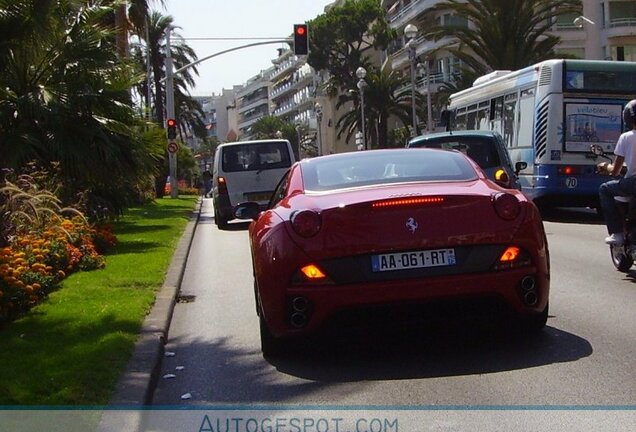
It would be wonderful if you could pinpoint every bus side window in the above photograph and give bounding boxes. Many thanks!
[490,97,503,133]
[503,93,518,148]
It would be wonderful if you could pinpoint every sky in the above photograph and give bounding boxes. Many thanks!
[162,0,335,96]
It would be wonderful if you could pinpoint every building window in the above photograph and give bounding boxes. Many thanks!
[609,1,636,27]
[555,47,585,59]
[611,45,636,61]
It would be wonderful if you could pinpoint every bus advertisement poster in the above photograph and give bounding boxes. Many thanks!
[564,103,623,152]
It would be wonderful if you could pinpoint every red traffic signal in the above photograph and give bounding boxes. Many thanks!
[167,118,177,140]
[293,24,308,55]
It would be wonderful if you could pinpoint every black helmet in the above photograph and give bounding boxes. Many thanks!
[623,99,636,128]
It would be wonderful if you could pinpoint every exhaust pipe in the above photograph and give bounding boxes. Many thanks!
[290,312,307,328]
[523,290,538,307]
[292,296,309,312]
[521,276,535,291]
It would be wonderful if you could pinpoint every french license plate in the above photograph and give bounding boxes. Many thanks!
[245,192,272,202]
[371,248,456,272]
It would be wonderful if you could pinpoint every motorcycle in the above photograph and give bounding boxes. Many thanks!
[590,144,636,272]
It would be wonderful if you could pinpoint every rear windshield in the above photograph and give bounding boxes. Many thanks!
[302,149,478,192]
[221,141,291,172]
[409,136,501,169]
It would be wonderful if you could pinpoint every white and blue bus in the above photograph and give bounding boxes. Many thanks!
[447,59,636,209]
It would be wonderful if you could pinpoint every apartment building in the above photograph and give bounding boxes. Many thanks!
[383,0,636,132]
[555,0,636,61]
[235,67,273,139]
[270,48,321,155]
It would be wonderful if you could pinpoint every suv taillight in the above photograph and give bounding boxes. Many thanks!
[217,176,228,195]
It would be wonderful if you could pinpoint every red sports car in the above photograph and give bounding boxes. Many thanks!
[234,148,550,357]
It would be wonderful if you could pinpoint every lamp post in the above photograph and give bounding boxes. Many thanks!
[356,66,367,150]
[425,59,433,133]
[404,23,418,137]
[315,102,323,156]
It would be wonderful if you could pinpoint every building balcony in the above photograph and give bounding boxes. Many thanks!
[387,0,438,29]
[238,114,266,131]
[237,95,269,114]
[604,18,636,39]
[270,81,296,100]
[270,57,299,81]
[273,100,299,117]
[237,79,269,99]
[391,36,451,70]
[395,72,446,96]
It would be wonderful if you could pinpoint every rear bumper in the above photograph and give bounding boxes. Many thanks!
[261,267,549,338]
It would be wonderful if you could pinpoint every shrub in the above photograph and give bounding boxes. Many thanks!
[0,178,117,324]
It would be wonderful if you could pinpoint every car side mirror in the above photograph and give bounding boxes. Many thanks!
[233,202,261,220]
[514,161,527,175]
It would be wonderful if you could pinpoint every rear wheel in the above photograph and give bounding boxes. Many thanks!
[215,215,228,229]
[610,245,633,272]
[517,302,549,334]
[213,202,229,228]
[259,314,287,359]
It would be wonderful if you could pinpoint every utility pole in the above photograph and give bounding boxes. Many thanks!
[165,28,178,199]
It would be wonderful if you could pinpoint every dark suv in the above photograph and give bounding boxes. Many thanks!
[407,130,525,190]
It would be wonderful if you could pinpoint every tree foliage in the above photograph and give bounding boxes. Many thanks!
[0,0,160,215]
[336,67,425,147]
[251,116,306,159]
[425,0,582,75]
[307,0,396,93]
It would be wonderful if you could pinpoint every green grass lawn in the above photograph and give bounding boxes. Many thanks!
[0,196,198,405]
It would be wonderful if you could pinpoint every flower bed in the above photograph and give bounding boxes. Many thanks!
[0,217,117,324]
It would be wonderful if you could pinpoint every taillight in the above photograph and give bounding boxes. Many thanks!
[493,192,520,220]
[290,209,321,237]
[372,197,444,208]
[291,263,334,285]
[494,168,510,185]
[300,264,326,279]
[217,176,228,195]
[499,246,520,261]
[492,246,532,270]
[557,165,585,175]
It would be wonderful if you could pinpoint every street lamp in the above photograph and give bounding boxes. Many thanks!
[315,102,323,156]
[404,24,418,136]
[356,66,367,150]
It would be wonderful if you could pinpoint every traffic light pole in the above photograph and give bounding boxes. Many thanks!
[165,29,178,199]
[162,38,291,199]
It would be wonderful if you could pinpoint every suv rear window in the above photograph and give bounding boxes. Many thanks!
[410,137,501,169]
[222,141,291,172]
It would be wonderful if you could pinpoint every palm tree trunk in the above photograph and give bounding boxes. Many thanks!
[115,4,129,57]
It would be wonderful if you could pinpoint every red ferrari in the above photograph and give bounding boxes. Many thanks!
[233,148,550,357]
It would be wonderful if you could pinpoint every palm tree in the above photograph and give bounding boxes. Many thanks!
[0,0,159,214]
[131,11,202,127]
[425,0,582,75]
[111,0,165,57]
[336,66,426,148]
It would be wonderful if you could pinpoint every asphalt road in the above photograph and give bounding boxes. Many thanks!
[150,199,635,428]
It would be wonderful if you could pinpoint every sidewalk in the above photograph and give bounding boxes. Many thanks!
[107,198,202,405]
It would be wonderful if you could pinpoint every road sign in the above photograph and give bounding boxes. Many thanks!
[167,141,179,154]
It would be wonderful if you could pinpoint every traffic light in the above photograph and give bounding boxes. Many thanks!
[293,24,309,55]
[167,118,177,140]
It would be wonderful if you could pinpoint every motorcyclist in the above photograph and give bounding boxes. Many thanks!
[598,99,636,245]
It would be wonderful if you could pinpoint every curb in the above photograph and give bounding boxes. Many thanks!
[107,198,202,406]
